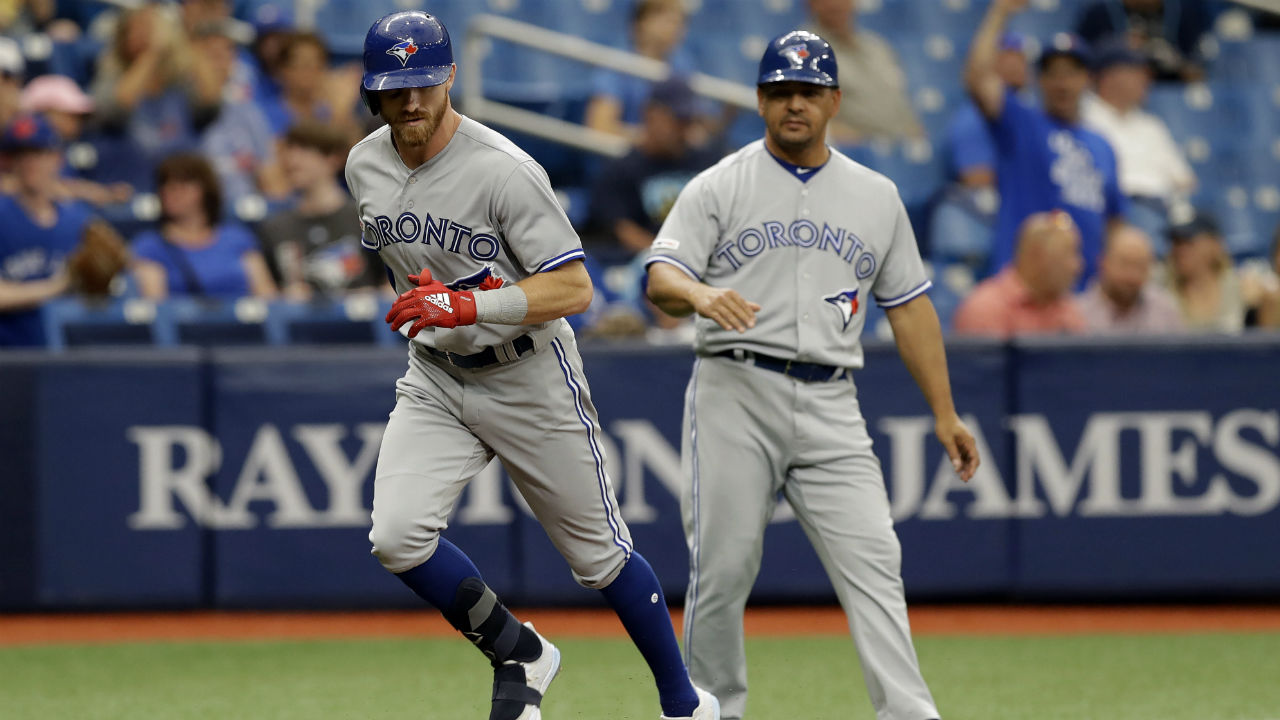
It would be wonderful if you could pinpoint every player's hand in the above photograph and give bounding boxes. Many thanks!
[385,268,478,336]
[690,285,761,333]
[935,414,979,482]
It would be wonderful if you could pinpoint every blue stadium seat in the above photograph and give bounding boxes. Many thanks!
[267,300,381,345]
[857,0,917,38]
[1146,83,1244,163]
[929,186,995,269]
[312,0,404,57]
[41,298,165,350]
[163,298,271,346]
[1004,0,1081,42]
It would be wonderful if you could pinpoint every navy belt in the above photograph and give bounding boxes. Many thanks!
[714,349,849,382]
[425,334,535,369]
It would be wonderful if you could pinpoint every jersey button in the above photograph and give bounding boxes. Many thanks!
[407,201,415,208]
[408,177,417,184]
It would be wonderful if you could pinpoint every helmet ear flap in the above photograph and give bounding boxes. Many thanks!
[361,86,380,116]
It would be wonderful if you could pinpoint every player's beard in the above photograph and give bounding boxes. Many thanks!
[390,101,445,147]
[769,118,818,155]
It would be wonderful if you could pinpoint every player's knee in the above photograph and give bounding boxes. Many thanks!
[569,546,630,589]
[368,515,440,573]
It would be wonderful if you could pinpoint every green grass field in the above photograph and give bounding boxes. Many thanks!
[3,632,1279,719]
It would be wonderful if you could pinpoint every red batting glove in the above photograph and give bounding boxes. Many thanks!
[385,268,478,336]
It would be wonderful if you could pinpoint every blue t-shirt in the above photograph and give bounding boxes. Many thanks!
[590,47,697,126]
[947,101,996,180]
[132,224,258,298]
[988,89,1126,284]
[0,194,94,346]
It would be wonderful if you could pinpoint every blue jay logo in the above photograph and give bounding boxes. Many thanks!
[386,39,420,67]
[446,265,506,291]
[824,288,860,330]
[781,43,811,69]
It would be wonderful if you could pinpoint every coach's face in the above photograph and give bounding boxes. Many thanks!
[379,66,455,148]
[758,81,840,153]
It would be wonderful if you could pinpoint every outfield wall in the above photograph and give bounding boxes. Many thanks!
[2,337,1279,610]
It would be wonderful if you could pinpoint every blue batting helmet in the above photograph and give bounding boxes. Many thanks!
[360,11,454,115]
[757,30,838,88]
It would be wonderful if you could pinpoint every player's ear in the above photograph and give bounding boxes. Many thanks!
[830,87,842,114]
[445,64,457,92]
[756,87,766,118]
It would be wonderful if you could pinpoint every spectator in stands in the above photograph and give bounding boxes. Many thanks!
[245,3,294,106]
[1082,42,1195,251]
[20,74,134,207]
[930,32,1029,269]
[1077,224,1183,333]
[258,31,361,142]
[1241,229,1280,328]
[587,77,719,257]
[255,121,378,302]
[90,3,223,161]
[1077,0,1213,82]
[1160,212,1246,332]
[192,19,285,208]
[953,211,1086,338]
[966,0,1127,286]
[131,152,276,300]
[0,114,96,346]
[0,37,24,131]
[806,0,923,143]
[585,0,692,140]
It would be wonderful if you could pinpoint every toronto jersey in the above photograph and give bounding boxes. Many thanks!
[645,141,931,369]
[344,117,584,355]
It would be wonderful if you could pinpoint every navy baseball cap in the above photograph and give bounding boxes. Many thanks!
[1038,32,1091,71]
[757,30,838,88]
[1092,40,1148,73]
[648,76,699,120]
[1,113,60,153]
[1169,211,1221,242]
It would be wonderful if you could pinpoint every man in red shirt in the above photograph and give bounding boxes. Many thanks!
[954,210,1086,338]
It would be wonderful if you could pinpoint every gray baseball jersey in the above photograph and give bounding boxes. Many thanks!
[647,141,939,720]
[347,117,632,589]
[346,118,586,354]
[645,139,931,368]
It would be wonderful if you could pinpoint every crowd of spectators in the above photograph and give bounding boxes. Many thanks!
[1,0,1278,350]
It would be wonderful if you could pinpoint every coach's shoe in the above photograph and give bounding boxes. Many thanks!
[660,685,720,720]
[490,622,561,720]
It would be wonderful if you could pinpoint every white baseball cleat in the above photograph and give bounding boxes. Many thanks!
[660,685,720,720]
[490,622,561,720]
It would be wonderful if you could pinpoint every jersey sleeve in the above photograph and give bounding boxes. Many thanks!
[644,173,720,281]
[493,160,583,274]
[872,194,932,307]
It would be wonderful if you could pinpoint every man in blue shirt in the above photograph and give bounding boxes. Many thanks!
[966,0,1127,285]
[0,114,95,346]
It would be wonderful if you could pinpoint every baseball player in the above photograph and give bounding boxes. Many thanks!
[345,11,718,720]
[645,31,980,720]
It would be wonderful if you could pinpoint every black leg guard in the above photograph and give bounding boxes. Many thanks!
[442,577,541,666]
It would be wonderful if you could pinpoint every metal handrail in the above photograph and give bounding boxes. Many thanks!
[461,13,757,158]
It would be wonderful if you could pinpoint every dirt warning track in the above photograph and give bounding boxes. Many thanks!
[3,605,1280,647]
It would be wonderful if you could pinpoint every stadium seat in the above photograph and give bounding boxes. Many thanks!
[267,300,382,346]
[41,298,165,350]
[312,0,404,57]
[163,298,271,346]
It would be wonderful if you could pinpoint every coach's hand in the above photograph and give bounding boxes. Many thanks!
[690,285,761,333]
[936,413,979,482]
[386,269,478,336]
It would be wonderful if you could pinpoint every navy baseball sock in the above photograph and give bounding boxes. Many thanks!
[396,538,541,664]
[600,552,699,717]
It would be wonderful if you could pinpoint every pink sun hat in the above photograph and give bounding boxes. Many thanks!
[20,75,95,115]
